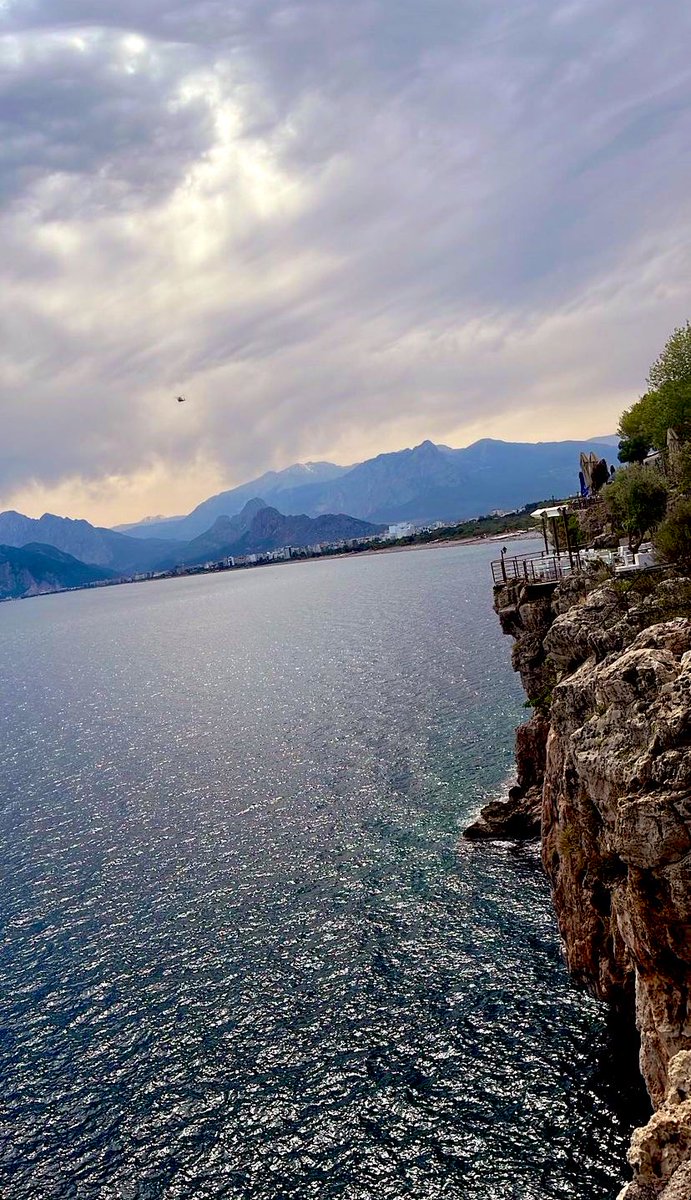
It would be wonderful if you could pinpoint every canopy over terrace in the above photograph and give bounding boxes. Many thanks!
[530,506,569,519]
[530,505,573,558]
[491,502,582,585]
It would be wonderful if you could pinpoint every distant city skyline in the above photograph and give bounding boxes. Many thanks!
[2,1,691,525]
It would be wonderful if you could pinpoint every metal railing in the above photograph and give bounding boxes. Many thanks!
[491,549,583,586]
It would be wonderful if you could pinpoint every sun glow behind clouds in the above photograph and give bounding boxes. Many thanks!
[9,456,229,527]
[1,0,691,523]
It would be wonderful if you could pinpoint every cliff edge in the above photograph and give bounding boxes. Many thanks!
[474,568,691,1197]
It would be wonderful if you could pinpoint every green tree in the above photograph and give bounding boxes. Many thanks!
[617,432,650,464]
[618,322,691,459]
[647,320,691,389]
[673,442,691,494]
[654,500,691,574]
[605,464,669,552]
[619,380,691,458]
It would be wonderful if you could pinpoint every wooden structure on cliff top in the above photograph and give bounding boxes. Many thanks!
[492,503,582,586]
[491,548,582,586]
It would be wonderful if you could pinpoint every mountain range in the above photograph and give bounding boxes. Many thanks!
[0,543,116,600]
[0,502,383,597]
[169,504,383,568]
[116,436,617,540]
[0,434,619,599]
[0,510,186,572]
[115,460,352,539]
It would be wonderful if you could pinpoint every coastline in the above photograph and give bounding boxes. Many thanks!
[480,565,691,1198]
[1,527,540,602]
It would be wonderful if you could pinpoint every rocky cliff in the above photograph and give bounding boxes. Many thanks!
[475,567,691,1198]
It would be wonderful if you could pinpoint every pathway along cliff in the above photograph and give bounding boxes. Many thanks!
[466,565,691,1199]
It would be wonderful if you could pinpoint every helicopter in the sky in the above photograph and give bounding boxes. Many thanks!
[175,394,187,403]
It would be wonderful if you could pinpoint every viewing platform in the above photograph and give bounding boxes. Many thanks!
[491,544,659,586]
[491,549,583,586]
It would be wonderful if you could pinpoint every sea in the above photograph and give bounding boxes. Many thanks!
[0,539,647,1200]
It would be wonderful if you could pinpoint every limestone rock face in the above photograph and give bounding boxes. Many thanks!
[465,580,559,840]
[543,618,691,1098]
[544,585,637,673]
[464,713,547,840]
[498,583,559,699]
[618,1051,691,1200]
[489,569,691,1192]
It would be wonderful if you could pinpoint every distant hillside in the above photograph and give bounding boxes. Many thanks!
[119,436,617,535]
[0,543,115,600]
[157,498,267,568]
[0,436,617,580]
[0,498,380,578]
[178,506,383,566]
[269,438,618,523]
[0,511,185,573]
[121,461,351,540]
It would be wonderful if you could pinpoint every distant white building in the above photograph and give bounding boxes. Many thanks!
[387,522,415,539]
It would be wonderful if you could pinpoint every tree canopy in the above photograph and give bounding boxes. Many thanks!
[619,381,691,460]
[655,499,691,574]
[605,463,668,552]
[618,322,691,461]
[647,321,691,389]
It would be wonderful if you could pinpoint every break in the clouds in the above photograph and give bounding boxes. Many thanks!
[2,0,691,523]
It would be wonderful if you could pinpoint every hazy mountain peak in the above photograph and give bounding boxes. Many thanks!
[102,434,619,539]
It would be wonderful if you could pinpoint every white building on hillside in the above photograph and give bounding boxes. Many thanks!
[387,522,415,539]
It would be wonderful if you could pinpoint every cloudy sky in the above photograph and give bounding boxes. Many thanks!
[2,0,691,525]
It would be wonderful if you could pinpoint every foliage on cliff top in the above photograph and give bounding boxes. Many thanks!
[604,465,668,552]
[610,321,691,559]
[654,501,691,575]
[647,321,691,390]
[618,322,691,461]
[619,382,691,462]
[607,571,691,627]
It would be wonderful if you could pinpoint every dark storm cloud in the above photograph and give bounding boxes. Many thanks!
[2,0,691,518]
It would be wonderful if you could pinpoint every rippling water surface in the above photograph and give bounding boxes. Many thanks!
[0,542,645,1198]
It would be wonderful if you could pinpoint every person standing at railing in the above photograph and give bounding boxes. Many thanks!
[500,546,508,582]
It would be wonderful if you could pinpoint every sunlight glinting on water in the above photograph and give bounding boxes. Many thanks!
[0,543,643,1198]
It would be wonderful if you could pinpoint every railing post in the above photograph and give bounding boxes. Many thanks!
[562,509,574,571]
[491,543,586,586]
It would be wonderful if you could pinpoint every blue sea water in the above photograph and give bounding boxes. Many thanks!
[0,541,645,1199]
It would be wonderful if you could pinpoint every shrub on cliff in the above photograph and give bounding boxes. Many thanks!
[654,500,691,574]
[605,465,669,552]
[671,442,691,495]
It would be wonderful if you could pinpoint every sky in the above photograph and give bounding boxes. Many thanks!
[2,0,691,526]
